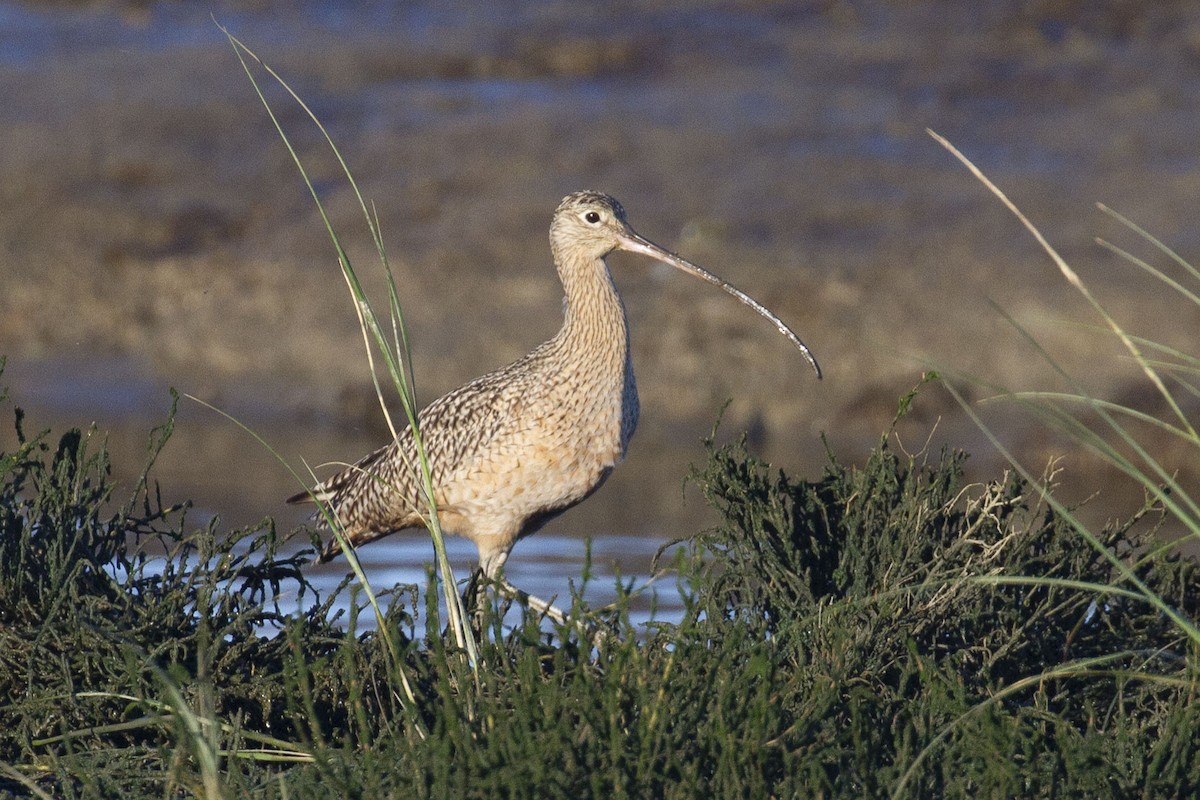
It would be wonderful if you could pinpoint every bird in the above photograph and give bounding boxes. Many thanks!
[289,191,821,612]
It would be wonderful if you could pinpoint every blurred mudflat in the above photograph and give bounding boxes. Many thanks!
[2,1,1198,590]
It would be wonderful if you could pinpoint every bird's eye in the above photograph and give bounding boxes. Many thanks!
[584,211,601,224]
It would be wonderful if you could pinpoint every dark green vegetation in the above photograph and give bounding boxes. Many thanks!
[1,376,1197,799]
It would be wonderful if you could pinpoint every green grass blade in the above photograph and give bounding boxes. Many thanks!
[942,379,1200,643]
[1098,202,1200,283]
[0,762,55,800]
[892,650,1190,800]
[929,130,1195,441]
[1095,238,1200,308]
[984,300,1200,522]
[183,394,425,718]
[220,27,479,670]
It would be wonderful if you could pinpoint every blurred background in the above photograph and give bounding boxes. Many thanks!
[1,0,1198,614]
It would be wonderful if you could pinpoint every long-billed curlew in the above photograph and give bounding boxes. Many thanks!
[290,191,820,612]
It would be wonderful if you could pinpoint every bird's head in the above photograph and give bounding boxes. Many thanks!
[548,190,822,378]
[550,190,635,262]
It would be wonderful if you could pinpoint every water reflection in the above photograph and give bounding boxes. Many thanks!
[302,532,686,634]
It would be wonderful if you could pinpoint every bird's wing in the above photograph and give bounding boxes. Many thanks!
[288,345,552,520]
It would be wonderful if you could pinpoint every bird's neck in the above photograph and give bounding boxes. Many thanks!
[551,248,641,460]
[555,253,631,361]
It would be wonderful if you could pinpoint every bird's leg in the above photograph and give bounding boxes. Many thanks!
[478,547,610,646]
[495,590,514,625]
[463,565,484,607]
[494,578,611,648]
[461,565,525,640]
[479,548,566,623]
[495,579,569,627]
[461,566,489,639]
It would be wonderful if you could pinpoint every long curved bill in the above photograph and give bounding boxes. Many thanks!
[616,229,822,379]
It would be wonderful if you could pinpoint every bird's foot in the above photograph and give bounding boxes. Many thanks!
[495,578,611,648]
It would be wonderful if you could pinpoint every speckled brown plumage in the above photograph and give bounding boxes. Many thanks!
[290,190,820,580]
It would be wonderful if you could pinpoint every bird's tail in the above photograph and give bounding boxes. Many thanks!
[286,483,345,563]
[287,443,388,507]
[286,445,392,564]
[286,485,336,506]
